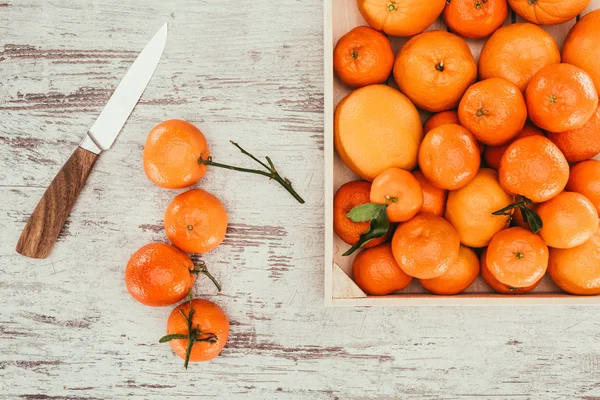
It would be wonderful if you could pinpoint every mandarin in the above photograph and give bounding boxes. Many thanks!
[508,0,591,25]
[423,111,460,134]
[357,0,446,37]
[352,243,413,295]
[483,124,543,170]
[567,160,600,214]
[443,0,508,39]
[370,168,423,223]
[563,10,600,93]
[420,246,480,295]
[413,170,448,217]
[547,104,600,163]
[480,249,542,294]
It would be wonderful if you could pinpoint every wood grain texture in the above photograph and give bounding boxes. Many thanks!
[1,0,600,399]
[16,146,98,258]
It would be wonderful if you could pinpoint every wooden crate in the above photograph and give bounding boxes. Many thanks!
[324,0,600,306]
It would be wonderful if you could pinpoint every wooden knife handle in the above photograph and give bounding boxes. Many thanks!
[16,147,99,259]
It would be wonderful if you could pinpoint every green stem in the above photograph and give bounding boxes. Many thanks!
[198,141,305,204]
[491,197,532,216]
[191,261,222,292]
[491,196,543,234]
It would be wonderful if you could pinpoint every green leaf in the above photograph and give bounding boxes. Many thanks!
[346,203,386,223]
[522,206,543,234]
[158,334,188,343]
[343,206,390,256]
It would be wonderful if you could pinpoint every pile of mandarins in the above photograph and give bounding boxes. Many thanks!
[334,0,600,296]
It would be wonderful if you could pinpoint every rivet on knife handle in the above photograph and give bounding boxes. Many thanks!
[16,147,99,259]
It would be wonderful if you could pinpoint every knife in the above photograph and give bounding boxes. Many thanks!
[16,23,168,259]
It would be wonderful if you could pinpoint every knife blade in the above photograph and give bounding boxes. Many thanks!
[16,23,168,259]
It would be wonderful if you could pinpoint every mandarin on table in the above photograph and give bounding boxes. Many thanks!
[143,119,210,189]
[508,0,591,25]
[166,298,230,362]
[420,246,480,295]
[483,124,543,170]
[499,135,569,203]
[333,26,394,88]
[164,189,228,254]
[526,63,598,133]
[445,168,513,248]
[393,31,477,113]
[547,104,600,163]
[357,0,446,37]
[480,249,542,294]
[352,243,413,295]
[536,192,599,249]
[563,10,600,93]
[334,180,387,247]
[334,85,422,181]
[548,224,600,295]
[370,168,423,223]
[443,0,508,39]
[418,124,480,191]
[486,227,549,288]
[413,170,448,217]
[479,23,560,92]
[567,160,600,214]
[423,111,460,134]
[458,78,527,146]
[391,213,461,279]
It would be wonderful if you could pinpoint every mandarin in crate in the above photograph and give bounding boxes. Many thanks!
[334,85,422,181]
[418,124,480,191]
[333,26,394,88]
[526,63,598,133]
[423,111,460,134]
[499,135,569,203]
[458,78,527,146]
[563,10,600,94]
[445,168,513,248]
[483,124,543,170]
[334,180,387,247]
[393,31,477,113]
[370,168,423,223]
[487,227,549,288]
[413,171,448,217]
[443,0,508,39]
[508,0,591,25]
[548,224,600,295]
[480,249,542,294]
[547,104,600,163]
[537,192,598,249]
[357,0,446,37]
[479,23,560,92]
[391,213,460,279]
[352,243,413,295]
[567,160,600,214]
[420,246,480,295]
[143,119,210,189]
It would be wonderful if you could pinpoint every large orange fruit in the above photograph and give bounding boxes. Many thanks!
[499,135,569,203]
[370,168,423,223]
[526,63,598,133]
[548,223,600,295]
[445,168,514,248]
[458,78,528,146]
[479,23,560,92]
[484,124,543,170]
[393,31,477,113]
[423,111,460,134]
[563,10,600,93]
[352,243,413,295]
[391,213,461,279]
[547,104,600,163]
[508,0,591,25]
[413,170,448,217]
[567,160,600,214]
[537,192,598,249]
[164,189,228,254]
[420,246,480,295]
[480,249,542,294]
[418,124,480,190]
[357,0,446,37]
[333,180,387,247]
[443,0,508,39]
[486,227,549,288]
[333,26,394,88]
[334,85,422,181]
[165,298,229,364]
[143,119,210,189]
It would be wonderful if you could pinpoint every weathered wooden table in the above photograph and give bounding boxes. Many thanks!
[1,1,600,399]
